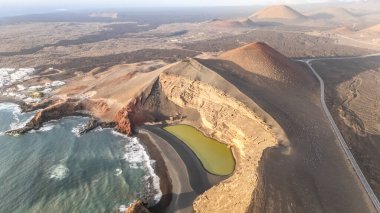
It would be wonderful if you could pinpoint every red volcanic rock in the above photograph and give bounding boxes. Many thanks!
[114,96,157,136]
[125,200,151,213]
[114,104,134,136]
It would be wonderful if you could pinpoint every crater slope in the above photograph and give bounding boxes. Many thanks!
[219,42,312,85]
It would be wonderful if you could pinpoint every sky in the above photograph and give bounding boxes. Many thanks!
[0,0,365,17]
[0,0,364,8]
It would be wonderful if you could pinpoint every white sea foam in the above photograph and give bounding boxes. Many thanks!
[0,103,19,111]
[30,123,55,133]
[48,164,69,180]
[0,103,32,133]
[71,123,87,137]
[120,133,162,204]
[10,114,34,130]
[111,130,128,138]
[115,168,123,176]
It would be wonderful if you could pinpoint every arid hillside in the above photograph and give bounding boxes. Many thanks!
[208,18,256,28]
[364,23,380,33]
[309,7,357,20]
[312,56,380,200]
[219,42,312,85]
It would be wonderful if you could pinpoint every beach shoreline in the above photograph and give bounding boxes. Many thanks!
[0,100,170,211]
[137,131,172,212]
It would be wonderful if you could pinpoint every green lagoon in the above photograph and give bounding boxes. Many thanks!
[164,125,235,176]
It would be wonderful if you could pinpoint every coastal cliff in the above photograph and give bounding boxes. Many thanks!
[114,103,135,136]
[6,98,86,135]
[6,98,116,135]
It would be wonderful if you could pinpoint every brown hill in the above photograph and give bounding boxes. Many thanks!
[332,26,356,34]
[209,19,244,28]
[218,42,310,84]
[325,7,356,18]
[364,23,380,33]
[249,5,306,20]
[241,18,255,26]
[310,7,357,19]
[209,18,256,28]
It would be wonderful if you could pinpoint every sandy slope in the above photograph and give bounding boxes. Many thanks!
[364,23,380,33]
[55,61,170,121]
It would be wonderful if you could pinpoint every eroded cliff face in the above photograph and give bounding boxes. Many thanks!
[114,102,135,136]
[6,98,86,135]
[159,72,277,212]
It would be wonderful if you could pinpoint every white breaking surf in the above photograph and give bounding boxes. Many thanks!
[115,131,162,205]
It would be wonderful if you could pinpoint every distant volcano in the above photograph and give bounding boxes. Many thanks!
[249,5,307,20]
[219,42,310,84]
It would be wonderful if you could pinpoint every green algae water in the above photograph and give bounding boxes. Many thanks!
[164,125,235,176]
[0,103,161,213]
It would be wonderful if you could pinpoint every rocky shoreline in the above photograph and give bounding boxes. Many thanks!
[5,98,119,136]
[5,98,87,135]
[1,98,169,212]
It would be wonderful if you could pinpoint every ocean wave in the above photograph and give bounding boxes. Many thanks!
[111,130,129,138]
[48,164,70,180]
[9,114,34,130]
[7,106,35,131]
[115,168,123,176]
[30,123,56,133]
[0,103,19,111]
[0,103,35,134]
[121,135,162,205]
[39,124,55,132]
[71,123,87,137]
[0,103,22,125]
[0,103,58,134]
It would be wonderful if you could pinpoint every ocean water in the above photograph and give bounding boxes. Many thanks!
[0,103,161,213]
